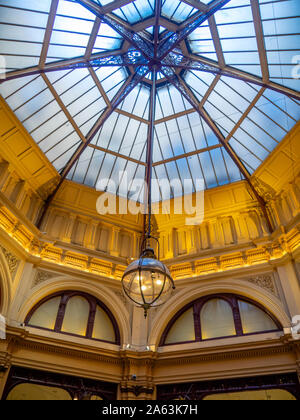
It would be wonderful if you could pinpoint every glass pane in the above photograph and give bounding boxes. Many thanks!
[201,299,236,340]
[165,308,195,344]
[92,306,116,342]
[28,297,61,330]
[61,296,90,336]
[238,301,278,334]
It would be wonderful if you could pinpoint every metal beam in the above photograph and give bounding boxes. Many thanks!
[154,0,162,57]
[153,144,222,167]
[170,53,300,101]
[89,144,146,166]
[199,74,221,108]
[85,17,101,60]
[1,50,123,82]
[208,16,225,68]
[115,108,150,125]
[88,67,110,107]
[157,0,231,60]
[250,0,269,82]
[180,0,207,11]
[75,0,154,59]
[39,0,59,67]
[36,66,149,229]
[224,87,266,143]
[100,0,133,14]
[160,68,274,233]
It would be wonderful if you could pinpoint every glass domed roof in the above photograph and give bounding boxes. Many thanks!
[0,0,299,201]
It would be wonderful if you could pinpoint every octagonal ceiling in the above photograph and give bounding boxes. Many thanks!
[0,0,299,201]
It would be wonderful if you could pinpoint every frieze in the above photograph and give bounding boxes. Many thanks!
[156,344,292,366]
[32,270,58,288]
[0,203,299,282]
[0,245,20,279]
[243,274,277,295]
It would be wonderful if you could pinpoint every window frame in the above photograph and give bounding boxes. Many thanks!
[25,291,120,345]
[160,293,282,346]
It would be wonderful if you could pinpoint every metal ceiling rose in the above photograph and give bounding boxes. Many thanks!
[122,245,175,318]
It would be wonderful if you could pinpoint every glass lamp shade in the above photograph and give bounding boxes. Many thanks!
[122,248,175,317]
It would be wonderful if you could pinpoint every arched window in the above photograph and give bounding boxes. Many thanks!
[28,297,61,331]
[165,308,195,345]
[238,300,278,334]
[61,296,90,336]
[201,299,236,340]
[25,292,120,344]
[160,294,281,346]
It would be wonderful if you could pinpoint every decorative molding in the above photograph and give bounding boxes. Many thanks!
[120,384,154,397]
[242,274,277,296]
[0,244,20,279]
[156,343,293,366]
[251,176,277,201]
[0,203,299,282]
[7,333,122,366]
[114,290,129,307]
[32,270,58,288]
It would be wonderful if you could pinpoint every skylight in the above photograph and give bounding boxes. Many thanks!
[0,0,299,201]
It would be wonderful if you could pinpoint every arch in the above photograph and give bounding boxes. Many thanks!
[200,298,236,340]
[6,383,72,400]
[17,277,130,346]
[149,279,291,348]
[0,247,13,316]
[25,290,120,344]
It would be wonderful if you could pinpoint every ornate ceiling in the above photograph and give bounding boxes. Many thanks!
[0,0,299,201]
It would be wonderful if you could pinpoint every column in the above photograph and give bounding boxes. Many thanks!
[277,261,300,318]
[62,214,77,243]
[209,218,223,248]
[0,161,11,191]
[269,198,283,229]
[119,306,155,401]
[232,213,247,243]
[2,172,18,199]
[14,181,28,209]
[84,219,98,250]
[199,222,210,250]
[289,181,300,216]
[257,208,272,237]
[42,207,55,234]
[0,364,11,400]
[177,228,187,256]
[132,232,140,259]
[30,197,43,225]
[131,306,149,349]
[172,228,178,258]
[186,228,197,255]
[220,216,235,245]
[110,226,121,257]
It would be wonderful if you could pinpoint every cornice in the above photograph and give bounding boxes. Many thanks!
[156,338,295,366]
[0,201,299,283]
[2,328,298,380]
[4,327,122,366]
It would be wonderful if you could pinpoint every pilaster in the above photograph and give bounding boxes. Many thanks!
[110,227,121,257]
[84,219,98,250]
[0,161,12,191]
[62,214,77,243]
[277,261,300,318]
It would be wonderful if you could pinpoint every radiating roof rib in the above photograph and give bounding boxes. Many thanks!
[0,0,299,230]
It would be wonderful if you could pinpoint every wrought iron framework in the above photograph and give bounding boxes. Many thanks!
[0,0,299,232]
